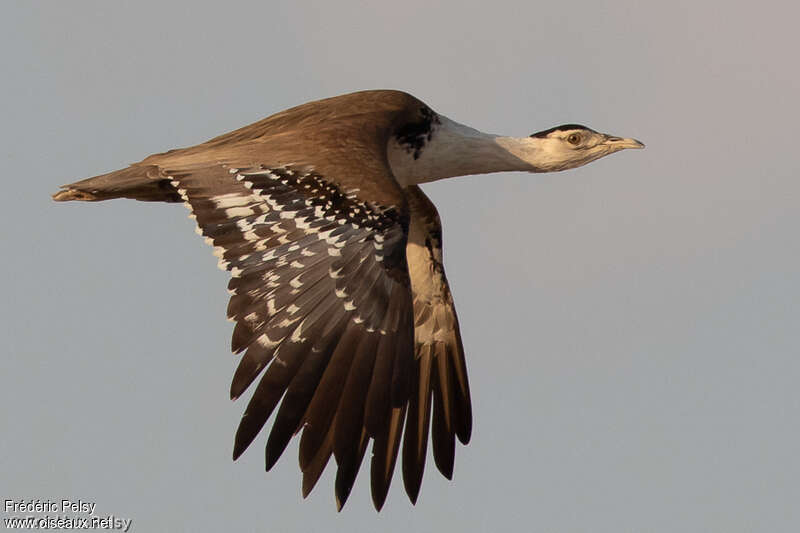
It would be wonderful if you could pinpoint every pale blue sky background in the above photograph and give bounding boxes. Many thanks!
[2,1,799,531]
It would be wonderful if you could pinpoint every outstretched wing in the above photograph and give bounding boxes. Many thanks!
[402,185,473,503]
[53,90,475,510]
[171,164,415,510]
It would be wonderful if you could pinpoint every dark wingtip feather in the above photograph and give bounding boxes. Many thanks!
[334,428,369,511]
[301,424,335,499]
[431,362,456,480]
[435,455,454,480]
[403,463,423,504]
[232,415,261,461]
[408,488,420,505]
[372,489,388,512]
[454,396,473,445]
[299,325,363,471]
[232,359,299,463]
[302,452,330,499]
[401,346,433,505]
[432,431,455,480]
[449,328,473,445]
[232,433,249,461]
[265,442,281,472]
[230,343,272,400]
[334,464,357,511]
[370,406,405,511]
[264,324,343,473]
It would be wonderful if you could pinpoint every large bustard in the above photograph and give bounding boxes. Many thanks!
[53,90,643,510]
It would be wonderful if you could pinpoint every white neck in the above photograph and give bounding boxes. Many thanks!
[388,115,546,187]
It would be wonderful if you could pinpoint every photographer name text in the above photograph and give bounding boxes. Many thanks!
[5,499,97,515]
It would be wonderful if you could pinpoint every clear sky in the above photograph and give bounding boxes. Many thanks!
[2,1,799,531]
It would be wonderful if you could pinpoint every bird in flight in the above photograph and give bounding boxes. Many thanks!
[53,90,643,510]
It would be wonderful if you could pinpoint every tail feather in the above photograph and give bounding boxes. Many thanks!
[52,165,181,203]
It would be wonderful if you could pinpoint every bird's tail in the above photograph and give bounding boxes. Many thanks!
[52,165,181,203]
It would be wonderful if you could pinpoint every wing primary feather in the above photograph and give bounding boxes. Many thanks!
[364,286,414,434]
[390,301,414,406]
[298,324,363,470]
[370,405,406,511]
[363,331,396,438]
[232,358,296,461]
[232,296,341,460]
[264,312,349,470]
[230,341,276,401]
[402,344,433,504]
[229,274,333,399]
[333,333,379,463]
[448,326,473,444]
[331,332,380,510]
[430,349,456,480]
[301,417,335,498]
[334,426,369,511]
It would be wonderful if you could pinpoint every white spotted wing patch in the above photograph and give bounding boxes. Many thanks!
[170,164,415,506]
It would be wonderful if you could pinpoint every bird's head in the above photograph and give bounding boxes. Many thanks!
[525,124,644,172]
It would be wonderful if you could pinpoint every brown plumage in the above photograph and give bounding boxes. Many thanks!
[54,90,472,510]
[53,88,643,510]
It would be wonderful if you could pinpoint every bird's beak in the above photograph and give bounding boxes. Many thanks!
[603,135,645,149]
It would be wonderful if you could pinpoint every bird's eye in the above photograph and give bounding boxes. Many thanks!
[567,133,582,145]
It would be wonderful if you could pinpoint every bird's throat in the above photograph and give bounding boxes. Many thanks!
[388,115,540,187]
